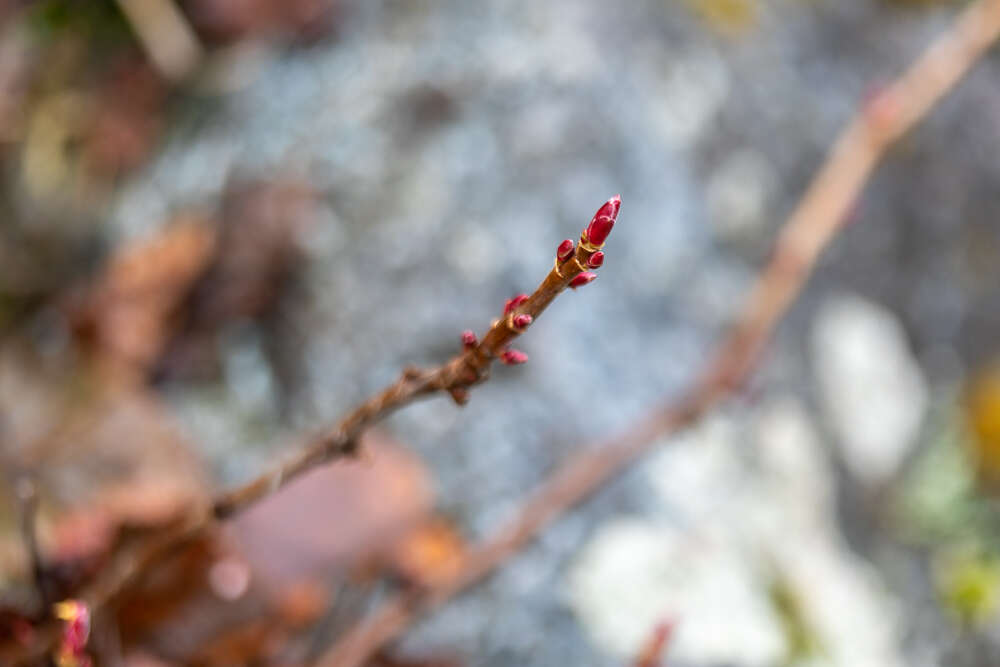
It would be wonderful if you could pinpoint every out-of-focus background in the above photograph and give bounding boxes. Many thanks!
[1,0,1000,665]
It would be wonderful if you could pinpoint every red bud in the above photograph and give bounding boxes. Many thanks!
[585,216,614,246]
[597,194,621,220]
[557,239,575,262]
[503,294,530,315]
[585,195,621,246]
[54,600,90,658]
[569,271,597,289]
[461,330,477,348]
[500,349,528,365]
[587,251,604,268]
[512,313,533,329]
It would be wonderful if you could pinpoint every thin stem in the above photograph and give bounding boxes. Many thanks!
[212,222,608,519]
[0,199,620,667]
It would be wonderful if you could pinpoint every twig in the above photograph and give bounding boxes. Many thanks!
[316,1,1000,664]
[3,196,622,666]
[213,195,619,519]
[633,621,674,667]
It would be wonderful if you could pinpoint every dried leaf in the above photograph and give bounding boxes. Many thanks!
[389,518,465,588]
[227,429,434,587]
[67,220,216,377]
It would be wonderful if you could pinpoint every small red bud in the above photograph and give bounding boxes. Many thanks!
[54,600,90,660]
[584,195,621,246]
[503,294,530,315]
[461,330,477,348]
[556,239,575,262]
[587,251,604,268]
[569,271,597,289]
[512,313,533,329]
[500,349,528,365]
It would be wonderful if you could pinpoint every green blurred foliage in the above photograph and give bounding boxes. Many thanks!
[896,396,1000,626]
[768,576,825,665]
[27,0,131,47]
[936,549,1000,627]
[895,397,1000,545]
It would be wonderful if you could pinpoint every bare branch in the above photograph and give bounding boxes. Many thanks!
[212,194,621,519]
[0,195,625,667]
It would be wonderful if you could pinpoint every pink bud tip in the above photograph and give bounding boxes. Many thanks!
[585,195,621,246]
[569,271,597,289]
[556,239,575,262]
[461,330,477,348]
[512,313,533,329]
[500,349,528,365]
[587,251,604,268]
[503,293,530,315]
[54,600,90,656]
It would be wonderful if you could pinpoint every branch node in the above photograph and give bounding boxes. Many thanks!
[448,386,470,405]
[506,313,533,333]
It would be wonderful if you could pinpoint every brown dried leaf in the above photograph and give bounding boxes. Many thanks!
[389,518,465,589]
[67,220,216,376]
[0,342,210,590]
[227,429,434,587]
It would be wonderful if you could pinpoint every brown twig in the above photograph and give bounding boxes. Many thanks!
[316,1,1000,664]
[213,196,618,519]
[4,197,621,667]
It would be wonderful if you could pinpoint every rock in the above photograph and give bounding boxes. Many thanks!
[705,149,778,243]
[568,399,905,666]
[812,294,928,486]
[565,517,786,665]
[646,48,731,151]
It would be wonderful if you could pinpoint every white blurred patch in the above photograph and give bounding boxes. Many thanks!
[567,400,904,667]
[705,149,778,242]
[812,294,928,485]
[647,50,730,150]
[566,518,785,666]
[446,225,503,284]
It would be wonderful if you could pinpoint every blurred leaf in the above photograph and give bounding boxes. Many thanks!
[964,360,1000,493]
[767,575,823,666]
[66,219,216,378]
[227,430,434,586]
[155,178,316,387]
[935,548,1000,628]
[681,0,757,35]
[0,341,210,595]
[389,517,465,588]
[893,400,995,546]
[28,0,131,45]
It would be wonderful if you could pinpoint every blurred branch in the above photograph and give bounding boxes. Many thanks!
[115,0,204,81]
[633,621,674,667]
[15,474,48,614]
[316,0,1000,664]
